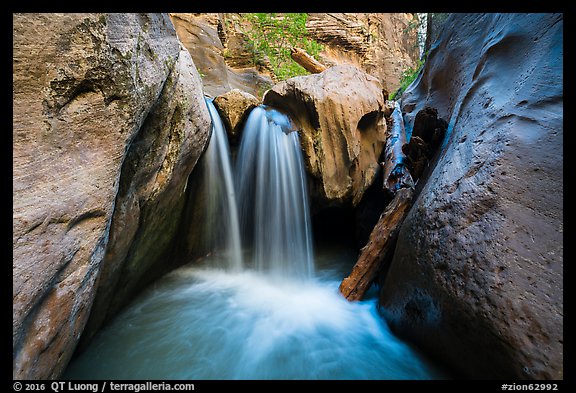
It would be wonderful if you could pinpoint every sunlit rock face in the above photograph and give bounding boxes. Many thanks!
[306,13,420,93]
[169,13,421,98]
[213,88,260,146]
[380,13,563,379]
[169,13,274,99]
[263,65,387,211]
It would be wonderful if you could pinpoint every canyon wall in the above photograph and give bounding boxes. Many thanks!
[380,13,563,379]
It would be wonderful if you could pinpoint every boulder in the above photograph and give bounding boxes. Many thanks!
[213,89,260,145]
[263,65,387,210]
[13,13,210,379]
[379,13,563,379]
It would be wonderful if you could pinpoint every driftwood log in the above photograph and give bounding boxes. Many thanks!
[290,47,327,74]
[339,103,447,301]
[339,187,413,301]
[339,101,414,301]
[382,101,414,195]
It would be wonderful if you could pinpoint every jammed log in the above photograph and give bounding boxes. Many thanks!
[339,101,415,302]
[339,187,414,301]
[290,47,327,74]
[339,104,447,302]
[402,106,447,181]
[381,101,414,195]
[402,135,430,181]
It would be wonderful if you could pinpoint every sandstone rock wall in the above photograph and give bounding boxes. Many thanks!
[169,13,420,98]
[307,13,420,93]
[79,47,211,350]
[13,13,210,379]
[379,13,563,379]
[169,13,274,99]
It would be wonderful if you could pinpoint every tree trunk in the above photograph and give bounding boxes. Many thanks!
[339,102,447,302]
[290,47,327,74]
[339,100,415,302]
[339,187,414,301]
[382,101,414,195]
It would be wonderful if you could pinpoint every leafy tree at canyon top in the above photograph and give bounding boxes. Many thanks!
[239,13,324,81]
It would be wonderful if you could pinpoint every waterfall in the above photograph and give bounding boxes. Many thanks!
[202,98,243,271]
[63,100,445,381]
[417,13,428,60]
[235,105,314,280]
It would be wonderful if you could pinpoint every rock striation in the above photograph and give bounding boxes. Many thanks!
[13,13,210,379]
[169,13,274,99]
[306,13,420,93]
[169,13,420,98]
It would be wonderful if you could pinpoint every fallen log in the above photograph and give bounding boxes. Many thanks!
[339,100,414,301]
[402,106,448,182]
[339,187,413,301]
[290,47,327,74]
[339,104,447,301]
[381,101,414,195]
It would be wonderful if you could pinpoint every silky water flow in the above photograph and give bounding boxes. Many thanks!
[64,101,443,380]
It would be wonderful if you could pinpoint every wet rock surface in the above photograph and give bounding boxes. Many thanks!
[213,89,260,146]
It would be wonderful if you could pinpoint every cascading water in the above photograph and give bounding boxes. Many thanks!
[63,102,445,380]
[235,106,314,280]
[201,98,243,271]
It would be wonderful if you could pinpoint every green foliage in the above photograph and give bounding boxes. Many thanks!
[239,13,324,81]
[402,17,419,34]
[390,58,425,100]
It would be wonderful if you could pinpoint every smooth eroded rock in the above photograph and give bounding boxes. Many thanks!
[263,65,387,210]
[79,47,211,351]
[169,13,274,98]
[213,89,260,145]
[306,13,420,92]
[170,13,420,99]
[13,13,209,379]
[380,13,563,379]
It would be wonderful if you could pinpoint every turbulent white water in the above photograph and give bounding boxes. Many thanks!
[201,98,243,271]
[63,103,444,380]
[64,251,441,380]
[235,105,314,279]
